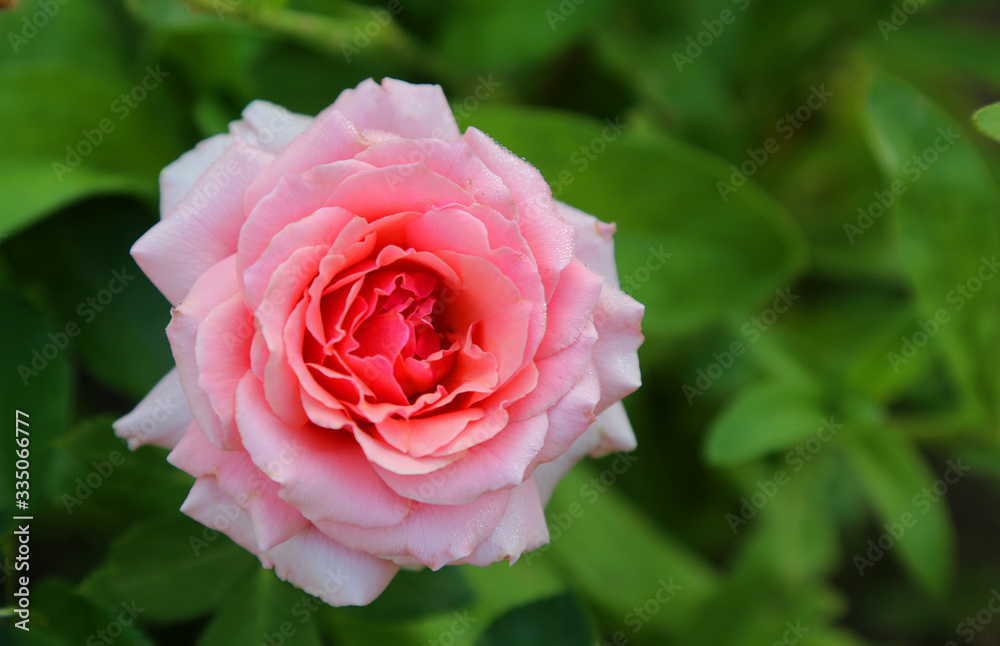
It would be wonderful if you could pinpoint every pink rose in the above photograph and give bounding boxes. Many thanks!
[114,78,643,605]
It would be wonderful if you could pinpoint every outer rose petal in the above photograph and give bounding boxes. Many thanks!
[451,477,549,567]
[230,100,313,154]
[330,78,461,141]
[181,478,399,606]
[532,425,602,506]
[532,403,639,505]
[556,199,644,411]
[165,255,242,450]
[159,101,311,217]
[590,401,638,456]
[159,134,230,217]
[135,138,272,305]
[555,200,620,286]
[462,127,575,300]
[591,285,644,413]
[316,486,512,570]
[112,368,192,450]
[168,423,309,551]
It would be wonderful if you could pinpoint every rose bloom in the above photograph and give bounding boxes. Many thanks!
[114,78,643,606]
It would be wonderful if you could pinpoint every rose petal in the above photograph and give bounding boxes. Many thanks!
[316,487,511,570]
[159,134,230,218]
[589,401,638,456]
[330,78,461,141]
[169,423,309,550]
[556,200,620,286]
[372,413,548,505]
[451,477,549,567]
[181,478,398,606]
[166,255,241,450]
[112,368,192,450]
[235,373,412,528]
[230,100,313,154]
[195,293,253,450]
[535,257,604,359]
[243,109,367,209]
[135,138,272,305]
[507,322,598,423]
[592,286,644,413]
[463,127,575,300]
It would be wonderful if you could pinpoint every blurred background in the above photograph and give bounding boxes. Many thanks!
[2,0,1000,644]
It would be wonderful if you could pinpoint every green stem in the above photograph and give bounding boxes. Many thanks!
[177,0,451,79]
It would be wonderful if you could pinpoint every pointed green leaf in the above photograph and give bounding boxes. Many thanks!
[705,383,825,466]
[843,428,955,596]
[197,570,322,646]
[973,103,1000,143]
[79,516,259,623]
[476,593,592,646]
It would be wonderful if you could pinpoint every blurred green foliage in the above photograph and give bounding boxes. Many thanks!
[2,0,1000,644]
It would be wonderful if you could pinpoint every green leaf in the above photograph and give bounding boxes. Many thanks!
[463,105,807,340]
[0,160,147,241]
[542,463,718,639]
[16,579,154,646]
[973,103,1000,143]
[476,593,591,646]
[704,383,824,466]
[197,570,322,646]
[862,71,1000,423]
[747,454,840,583]
[79,515,259,623]
[842,427,955,596]
[672,567,843,646]
[437,0,610,75]
[3,200,175,399]
[0,62,179,237]
[0,0,124,71]
[342,566,475,625]
[49,416,192,523]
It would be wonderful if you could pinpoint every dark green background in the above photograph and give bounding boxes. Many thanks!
[3,0,1000,644]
